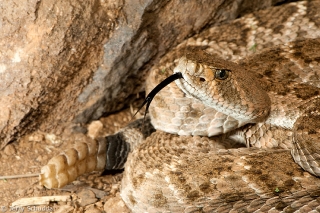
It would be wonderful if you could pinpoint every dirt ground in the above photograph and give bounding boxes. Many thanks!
[0,108,140,213]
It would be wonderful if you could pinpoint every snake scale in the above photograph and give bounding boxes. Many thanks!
[39,1,320,212]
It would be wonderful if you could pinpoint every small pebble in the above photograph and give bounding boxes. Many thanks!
[85,207,102,213]
[110,184,119,195]
[77,189,98,207]
[4,144,16,156]
[15,189,26,196]
[28,133,45,142]
[45,133,62,144]
[104,195,130,213]
[95,201,104,209]
[87,120,104,139]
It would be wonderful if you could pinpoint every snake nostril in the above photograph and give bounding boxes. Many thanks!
[199,77,206,82]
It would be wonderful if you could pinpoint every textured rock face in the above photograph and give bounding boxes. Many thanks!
[0,0,116,148]
[0,0,283,148]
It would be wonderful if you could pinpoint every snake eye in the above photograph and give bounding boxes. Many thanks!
[215,69,230,80]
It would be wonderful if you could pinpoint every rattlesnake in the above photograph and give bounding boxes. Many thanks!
[40,1,320,212]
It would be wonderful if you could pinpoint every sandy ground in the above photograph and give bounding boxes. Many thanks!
[0,108,139,213]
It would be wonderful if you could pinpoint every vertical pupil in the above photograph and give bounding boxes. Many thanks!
[214,69,229,80]
[219,70,226,78]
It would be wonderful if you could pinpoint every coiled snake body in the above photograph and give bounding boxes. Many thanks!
[40,1,320,212]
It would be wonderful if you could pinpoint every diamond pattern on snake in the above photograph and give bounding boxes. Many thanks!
[40,1,320,212]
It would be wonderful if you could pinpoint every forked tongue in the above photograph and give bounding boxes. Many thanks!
[133,72,183,120]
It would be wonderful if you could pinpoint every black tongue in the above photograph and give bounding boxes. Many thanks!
[133,72,183,120]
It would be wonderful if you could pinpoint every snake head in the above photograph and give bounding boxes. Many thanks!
[173,48,271,123]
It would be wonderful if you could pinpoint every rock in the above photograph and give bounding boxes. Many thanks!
[87,121,104,139]
[0,0,115,148]
[45,133,62,145]
[15,189,26,197]
[85,207,103,213]
[28,132,45,143]
[104,194,130,213]
[77,189,98,207]
[3,144,16,156]
[87,188,108,199]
